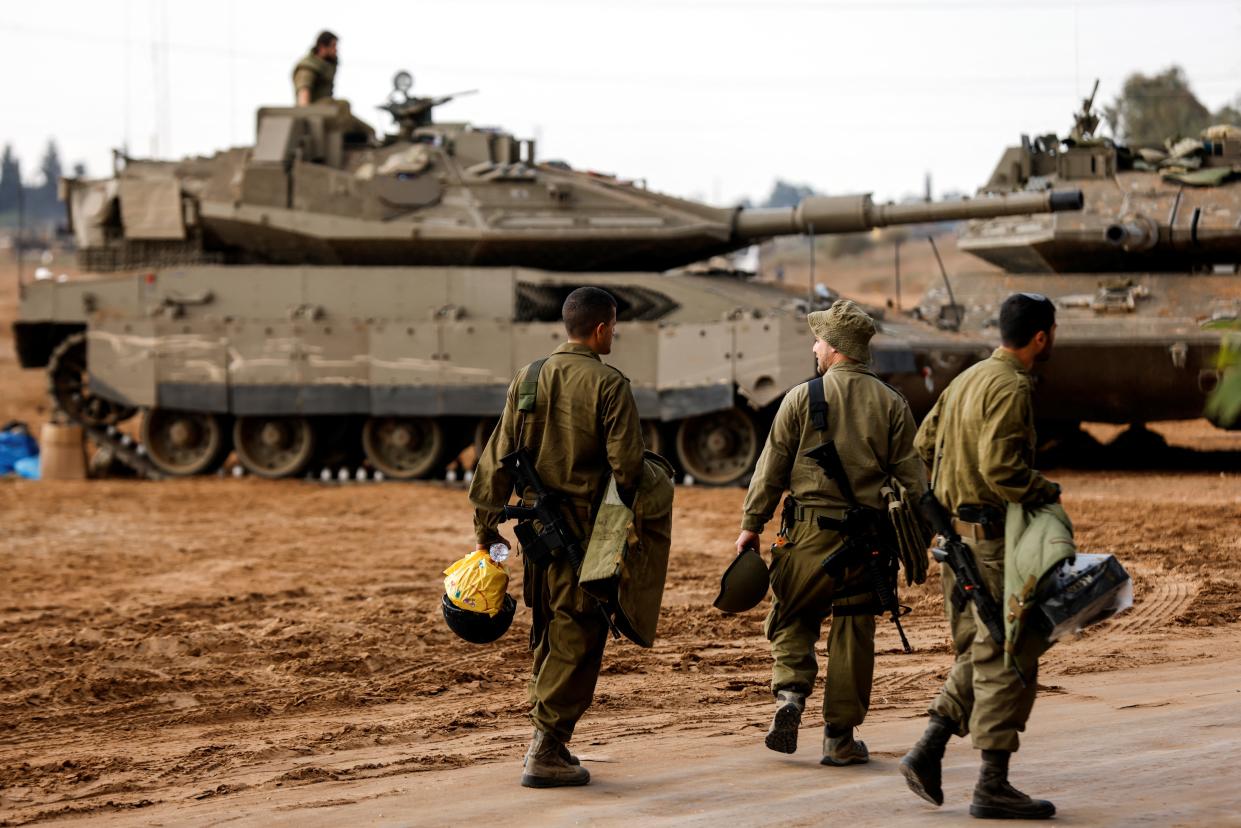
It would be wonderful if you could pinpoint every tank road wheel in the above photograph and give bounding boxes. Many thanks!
[233,415,316,479]
[674,407,759,486]
[140,409,230,477]
[361,416,445,480]
[641,420,663,455]
[473,417,499,457]
[47,332,136,427]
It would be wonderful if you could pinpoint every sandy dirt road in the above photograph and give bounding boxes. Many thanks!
[91,635,1241,828]
[1,467,1239,826]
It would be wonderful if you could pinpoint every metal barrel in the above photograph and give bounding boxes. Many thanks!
[732,189,1084,240]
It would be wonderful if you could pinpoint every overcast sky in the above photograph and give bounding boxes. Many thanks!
[3,0,1239,205]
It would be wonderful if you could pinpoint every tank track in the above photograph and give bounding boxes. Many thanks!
[46,333,163,480]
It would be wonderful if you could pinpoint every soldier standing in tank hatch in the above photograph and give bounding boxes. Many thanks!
[469,286,645,788]
[293,30,338,106]
[734,300,926,766]
[899,292,1060,820]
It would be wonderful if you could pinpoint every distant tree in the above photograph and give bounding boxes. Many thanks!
[36,140,63,211]
[1213,96,1241,126]
[1102,66,1212,145]
[72,161,87,178]
[0,144,20,213]
[762,179,818,209]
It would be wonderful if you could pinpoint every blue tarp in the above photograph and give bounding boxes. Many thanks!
[14,455,39,480]
[0,422,39,476]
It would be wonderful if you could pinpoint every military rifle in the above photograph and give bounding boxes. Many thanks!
[499,447,620,639]
[500,447,587,569]
[916,490,1029,686]
[803,441,912,653]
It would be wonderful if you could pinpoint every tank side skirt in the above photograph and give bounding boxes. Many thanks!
[141,381,737,420]
[158,382,231,414]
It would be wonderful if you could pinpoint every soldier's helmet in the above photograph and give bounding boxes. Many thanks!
[441,592,517,644]
[713,547,770,613]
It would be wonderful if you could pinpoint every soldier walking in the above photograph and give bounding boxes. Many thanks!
[900,292,1060,819]
[734,300,925,765]
[469,287,645,788]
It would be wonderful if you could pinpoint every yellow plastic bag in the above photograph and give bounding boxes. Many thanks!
[443,550,510,617]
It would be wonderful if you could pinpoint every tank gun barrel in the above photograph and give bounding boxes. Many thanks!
[1104,218,1159,251]
[733,189,1083,241]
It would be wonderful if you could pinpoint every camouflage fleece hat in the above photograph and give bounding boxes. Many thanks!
[807,299,876,364]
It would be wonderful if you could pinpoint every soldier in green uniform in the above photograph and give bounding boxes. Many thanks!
[735,299,925,766]
[293,30,338,106]
[469,286,645,789]
[900,292,1059,820]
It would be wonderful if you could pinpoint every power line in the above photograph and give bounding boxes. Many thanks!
[2,20,1239,95]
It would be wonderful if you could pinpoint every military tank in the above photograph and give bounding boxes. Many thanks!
[13,73,1082,484]
[918,82,1241,438]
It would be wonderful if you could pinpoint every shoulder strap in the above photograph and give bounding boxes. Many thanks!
[930,381,953,495]
[517,358,548,413]
[807,375,828,432]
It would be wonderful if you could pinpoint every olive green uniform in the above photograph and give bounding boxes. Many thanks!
[742,362,925,729]
[470,342,644,745]
[292,52,335,104]
[914,348,1059,752]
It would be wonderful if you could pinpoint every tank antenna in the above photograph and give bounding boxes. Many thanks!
[893,237,902,311]
[927,235,960,332]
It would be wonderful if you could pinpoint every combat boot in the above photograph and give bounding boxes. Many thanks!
[522,729,580,767]
[970,749,1055,820]
[520,730,590,788]
[765,689,805,754]
[899,713,956,806]
[820,724,869,766]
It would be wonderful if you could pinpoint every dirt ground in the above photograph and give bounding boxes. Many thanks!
[3,257,1241,826]
[2,468,1240,826]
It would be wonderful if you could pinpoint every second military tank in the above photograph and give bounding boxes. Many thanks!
[919,83,1240,440]
[13,73,1082,484]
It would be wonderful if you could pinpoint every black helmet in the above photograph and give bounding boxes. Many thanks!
[442,592,517,644]
[713,547,770,613]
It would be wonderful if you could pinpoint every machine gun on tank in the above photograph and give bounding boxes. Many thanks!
[381,70,479,135]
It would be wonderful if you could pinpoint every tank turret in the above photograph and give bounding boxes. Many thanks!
[917,84,1241,441]
[61,71,1081,275]
[961,92,1241,273]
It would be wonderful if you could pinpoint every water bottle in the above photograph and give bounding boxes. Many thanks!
[489,543,510,564]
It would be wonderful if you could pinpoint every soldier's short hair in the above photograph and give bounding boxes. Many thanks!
[999,292,1056,348]
[315,30,338,50]
[562,287,618,339]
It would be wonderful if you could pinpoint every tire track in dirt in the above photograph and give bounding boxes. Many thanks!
[1109,571,1199,634]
